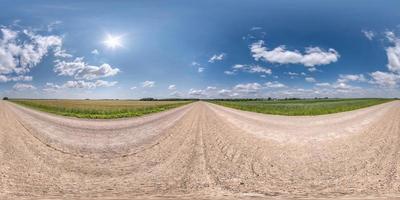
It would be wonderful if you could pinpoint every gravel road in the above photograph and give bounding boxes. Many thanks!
[1,100,400,199]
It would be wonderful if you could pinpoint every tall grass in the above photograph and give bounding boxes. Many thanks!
[10,100,191,119]
[211,98,394,116]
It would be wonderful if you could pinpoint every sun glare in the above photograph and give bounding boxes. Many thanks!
[103,34,122,49]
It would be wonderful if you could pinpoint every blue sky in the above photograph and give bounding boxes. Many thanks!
[1,0,400,99]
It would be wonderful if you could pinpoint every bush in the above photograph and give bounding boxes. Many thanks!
[2,97,9,100]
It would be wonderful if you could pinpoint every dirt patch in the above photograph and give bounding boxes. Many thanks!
[1,100,400,199]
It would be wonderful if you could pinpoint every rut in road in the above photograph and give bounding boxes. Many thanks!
[1,100,400,199]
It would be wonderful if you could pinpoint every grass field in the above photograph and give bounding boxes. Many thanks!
[211,98,394,116]
[10,99,191,119]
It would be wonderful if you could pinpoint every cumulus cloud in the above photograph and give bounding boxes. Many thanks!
[369,32,400,88]
[0,27,66,75]
[362,30,375,40]
[191,61,200,66]
[12,83,36,91]
[370,71,400,88]
[233,83,262,93]
[91,49,99,55]
[54,57,120,80]
[63,80,117,89]
[224,70,235,75]
[170,91,182,97]
[250,40,339,68]
[168,84,176,90]
[315,82,331,87]
[198,67,204,73]
[44,80,117,91]
[332,82,360,90]
[337,74,366,83]
[206,86,217,90]
[141,80,155,88]
[0,75,32,82]
[232,64,272,75]
[305,77,316,83]
[385,32,400,73]
[188,88,205,96]
[218,89,233,97]
[250,27,262,31]
[208,53,225,63]
[265,81,286,88]
[47,21,62,32]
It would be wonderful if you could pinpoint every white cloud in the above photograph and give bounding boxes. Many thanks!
[12,83,36,91]
[192,61,200,66]
[206,86,217,90]
[370,71,400,88]
[224,70,235,75]
[168,84,176,90]
[250,40,339,67]
[265,81,286,88]
[191,61,200,66]
[218,89,232,97]
[75,63,119,80]
[308,67,317,72]
[54,57,120,80]
[332,82,359,90]
[0,27,66,75]
[250,27,262,31]
[47,21,62,32]
[315,82,331,87]
[45,80,117,90]
[198,67,204,73]
[188,88,205,96]
[208,53,225,63]
[130,86,137,90]
[367,32,400,88]
[63,80,117,89]
[305,77,316,83]
[385,32,400,73]
[170,91,182,97]
[141,80,155,88]
[233,82,262,93]
[91,49,99,55]
[229,64,271,75]
[362,30,375,40]
[337,74,366,83]
[0,75,32,82]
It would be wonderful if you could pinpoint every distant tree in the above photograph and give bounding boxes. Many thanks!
[2,97,9,100]
[140,97,155,101]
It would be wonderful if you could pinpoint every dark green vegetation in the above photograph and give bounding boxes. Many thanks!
[10,99,191,119]
[211,98,394,116]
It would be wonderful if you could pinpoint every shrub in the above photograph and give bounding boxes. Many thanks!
[2,97,9,100]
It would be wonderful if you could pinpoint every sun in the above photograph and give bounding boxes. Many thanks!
[103,34,122,49]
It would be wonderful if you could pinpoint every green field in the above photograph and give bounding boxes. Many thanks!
[10,99,191,119]
[211,98,394,116]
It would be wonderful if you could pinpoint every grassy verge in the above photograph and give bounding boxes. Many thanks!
[10,99,192,119]
[210,98,394,116]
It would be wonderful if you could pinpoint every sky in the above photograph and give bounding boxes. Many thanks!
[0,0,400,99]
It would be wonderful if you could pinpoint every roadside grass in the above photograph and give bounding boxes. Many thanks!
[210,98,394,116]
[10,99,192,119]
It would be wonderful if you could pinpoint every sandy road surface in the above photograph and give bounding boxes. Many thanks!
[1,100,400,199]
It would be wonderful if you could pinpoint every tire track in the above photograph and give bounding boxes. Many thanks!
[1,100,400,199]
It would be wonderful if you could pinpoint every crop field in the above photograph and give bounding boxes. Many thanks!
[211,98,394,116]
[9,99,191,119]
